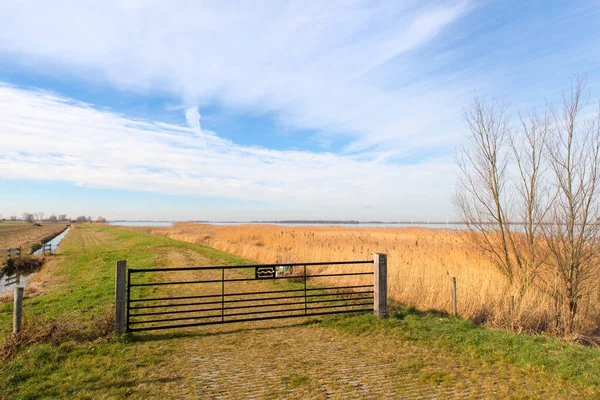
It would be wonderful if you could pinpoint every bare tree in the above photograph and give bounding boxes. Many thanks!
[96,216,107,223]
[22,212,35,223]
[457,76,600,334]
[48,214,58,223]
[455,95,549,323]
[506,110,551,303]
[543,76,600,334]
[76,215,88,223]
[58,214,68,221]
[10,215,17,221]
[455,97,514,286]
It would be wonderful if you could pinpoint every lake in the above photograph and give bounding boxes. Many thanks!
[109,221,465,229]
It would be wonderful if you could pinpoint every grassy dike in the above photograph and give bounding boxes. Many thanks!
[0,224,251,399]
[0,224,599,398]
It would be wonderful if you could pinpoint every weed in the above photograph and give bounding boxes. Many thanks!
[0,308,114,361]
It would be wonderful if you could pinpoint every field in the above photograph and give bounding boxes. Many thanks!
[0,222,69,257]
[2,224,600,398]
[137,223,600,336]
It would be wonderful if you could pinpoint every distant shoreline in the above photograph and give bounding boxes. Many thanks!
[109,220,464,225]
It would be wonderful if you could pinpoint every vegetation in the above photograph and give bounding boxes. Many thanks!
[455,76,600,335]
[1,224,600,398]
[0,222,69,269]
[1,256,45,278]
[133,222,600,337]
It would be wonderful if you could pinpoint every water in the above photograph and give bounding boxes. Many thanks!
[2,226,71,294]
[109,221,465,229]
[109,221,174,227]
[33,226,71,255]
[0,273,30,294]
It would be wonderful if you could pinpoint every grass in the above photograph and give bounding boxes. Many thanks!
[1,224,600,398]
[0,224,251,398]
[322,304,600,390]
[138,223,600,335]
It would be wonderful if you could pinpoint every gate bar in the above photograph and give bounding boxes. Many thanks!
[129,291,375,310]
[129,303,374,325]
[128,285,374,303]
[129,272,373,287]
[129,260,374,273]
[127,309,373,332]
[130,296,375,317]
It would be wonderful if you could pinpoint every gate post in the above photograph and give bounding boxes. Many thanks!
[374,253,387,318]
[115,260,127,334]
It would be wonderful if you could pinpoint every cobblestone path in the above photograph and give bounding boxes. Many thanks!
[130,248,570,399]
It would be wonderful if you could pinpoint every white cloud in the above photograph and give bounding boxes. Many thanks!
[0,84,457,219]
[185,106,203,136]
[0,0,473,154]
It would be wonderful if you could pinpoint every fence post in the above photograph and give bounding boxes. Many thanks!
[13,286,23,334]
[451,277,457,317]
[115,260,127,334]
[374,253,387,318]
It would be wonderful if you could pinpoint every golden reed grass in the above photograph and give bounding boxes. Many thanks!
[143,223,600,334]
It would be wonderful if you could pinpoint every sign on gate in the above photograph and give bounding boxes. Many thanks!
[255,266,276,279]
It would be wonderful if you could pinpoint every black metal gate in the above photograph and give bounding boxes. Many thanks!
[126,260,375,332]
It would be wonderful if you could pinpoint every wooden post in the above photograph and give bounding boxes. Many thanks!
[374,253,387,318]
[451,277,457,317]
[115,260,127,334]
[13,286,23,334]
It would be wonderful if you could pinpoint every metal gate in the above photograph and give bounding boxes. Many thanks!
[124,260,378,333]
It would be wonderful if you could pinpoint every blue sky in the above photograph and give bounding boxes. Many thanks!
[0,1,599,221]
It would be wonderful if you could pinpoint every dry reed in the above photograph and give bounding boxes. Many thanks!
[143,223,600,335]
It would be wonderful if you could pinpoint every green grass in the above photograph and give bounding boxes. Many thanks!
[0,224,252,399]
[1,224,600,398]
[320,305,600,391]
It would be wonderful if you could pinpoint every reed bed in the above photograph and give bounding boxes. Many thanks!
[143,223,600,335]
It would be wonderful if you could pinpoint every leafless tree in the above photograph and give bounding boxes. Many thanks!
[457,76,600,334]
[10,215,17,221]
[58,214,68,221]
[48,214,58,223]
[96,216,107,223]
[75,215,88,223]
[542,76,600,334]
[22,212,35,223]
[506,109,551,303]
[455,95,549,322]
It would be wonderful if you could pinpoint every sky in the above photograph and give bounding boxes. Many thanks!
[0,1,599,221]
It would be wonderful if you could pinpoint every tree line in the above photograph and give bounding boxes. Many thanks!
[0,213,107,224]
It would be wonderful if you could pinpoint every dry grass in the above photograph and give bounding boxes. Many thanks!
[0,309,114,361]
[0,222,68,256]
[139,223,600,335]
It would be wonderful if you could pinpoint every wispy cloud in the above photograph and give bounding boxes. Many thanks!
[0,84,456,218]
[0,1,473,154]
[185,107,203,136]
[1,1,599,219]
